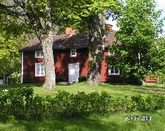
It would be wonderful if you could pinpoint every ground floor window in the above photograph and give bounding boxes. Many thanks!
[108,65,120,75]
[35,63,45,77]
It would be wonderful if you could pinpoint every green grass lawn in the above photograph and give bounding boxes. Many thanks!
[0,83,165,131]
[1,82,163,97]
[0,109,164,131]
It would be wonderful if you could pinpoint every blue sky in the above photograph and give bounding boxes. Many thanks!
[106,0,165,36]
[156,0,165,35]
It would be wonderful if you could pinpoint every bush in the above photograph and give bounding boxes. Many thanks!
[158,72,165,84]
[0,88,164,120]
[0,87,33,119]
[78,76,87,82]
[8,72,21,84]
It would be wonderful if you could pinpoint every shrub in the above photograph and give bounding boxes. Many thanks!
[158,72,165,84]
[0,88,164,120]
[78,76,87,82]
[8,72,21,84]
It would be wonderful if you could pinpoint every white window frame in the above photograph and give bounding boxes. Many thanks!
[70,49,77,57]
[108,51,115,56]
[108,65,120,75]
[35,63,45,77]
[35,51,44,58]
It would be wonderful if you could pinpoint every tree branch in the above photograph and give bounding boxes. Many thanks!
[0,3,24,16]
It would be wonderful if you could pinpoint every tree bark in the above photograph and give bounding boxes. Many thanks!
[88,54,101,85]
[88,14,105,84]
[41,31,56,89]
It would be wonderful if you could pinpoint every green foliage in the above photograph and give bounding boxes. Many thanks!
[8,72,21,84]
[0,87,33,120]
[0,0,122,87]
[0,0,121,33]
[108,0,163,83]
[51,0,121,30]
[0,88,164,120]
[78,76,88,82]
[158,72,165,84]
[0,32,25,78]
[147,37,165,84]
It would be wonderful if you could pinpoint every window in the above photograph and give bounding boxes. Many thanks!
[108,65,120,75]
[70,49,77,57]
[35,63,45,77]
[35,51,44,58]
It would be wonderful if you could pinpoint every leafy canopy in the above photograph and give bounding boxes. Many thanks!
[108,0,163,83]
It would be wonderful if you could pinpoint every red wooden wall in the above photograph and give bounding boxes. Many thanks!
[23,48,89,83]
[23,48,124,83]
[100,50,123,83]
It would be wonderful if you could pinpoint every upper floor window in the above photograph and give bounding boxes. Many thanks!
[35,63,45,77]
[108,65,120,75]
[70,49,77,57]
[35,51,44,58]
[108,51,115,56]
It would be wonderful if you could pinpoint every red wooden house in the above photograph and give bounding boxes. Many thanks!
[21,28,122,84]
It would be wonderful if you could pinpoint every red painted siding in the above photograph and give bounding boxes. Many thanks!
[23,48,89,83]
[23,48,124,83]
[145,75,158,83]
[100,51,108,82]
[100,50,123,83]
[54,49,89,81]
[23,51,45,83]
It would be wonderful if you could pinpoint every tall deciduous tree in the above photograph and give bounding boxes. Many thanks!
[0,0,121,88]
[0,0,60,89]
[148,37,165,83]
[108,0,163,84]
[0,33,25,82]
[0,9,26,83]
[61,0,121,84]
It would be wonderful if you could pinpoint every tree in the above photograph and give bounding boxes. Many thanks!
[108,0,163,84]
[148,37,165,83]
[64,1,121,84]
[0,0,61,89]
[0,8,26,83]
[0,0,121,88]
[0,33,25,83]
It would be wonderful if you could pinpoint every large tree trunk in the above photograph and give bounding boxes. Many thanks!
[88,14,105,84]
[88,54,101,85]
[41,31,56,89]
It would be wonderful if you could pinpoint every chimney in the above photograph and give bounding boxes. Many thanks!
[65,27,75,36]
[106,24,113,31]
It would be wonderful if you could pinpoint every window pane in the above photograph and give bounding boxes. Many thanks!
[35,63,45,76]
[111,66,114,73]
[41,52,44,57]
[35,51,43,58]
[70,49,77,57]
[37,51,40,56]
[41,64,45,75]
[36,64,40,76]
[115,68,119,73]
[108,65,120,75]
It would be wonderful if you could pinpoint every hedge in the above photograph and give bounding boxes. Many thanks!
[0,88,164,120]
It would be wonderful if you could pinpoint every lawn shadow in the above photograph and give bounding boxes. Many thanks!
[100,83,165,95]
[0,83,42,89]
[15,116,123,131]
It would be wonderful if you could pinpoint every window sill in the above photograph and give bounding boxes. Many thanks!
[108,74,120,76]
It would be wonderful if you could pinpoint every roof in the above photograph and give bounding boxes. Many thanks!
[21,32,116,51]
[21,34,89,51]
